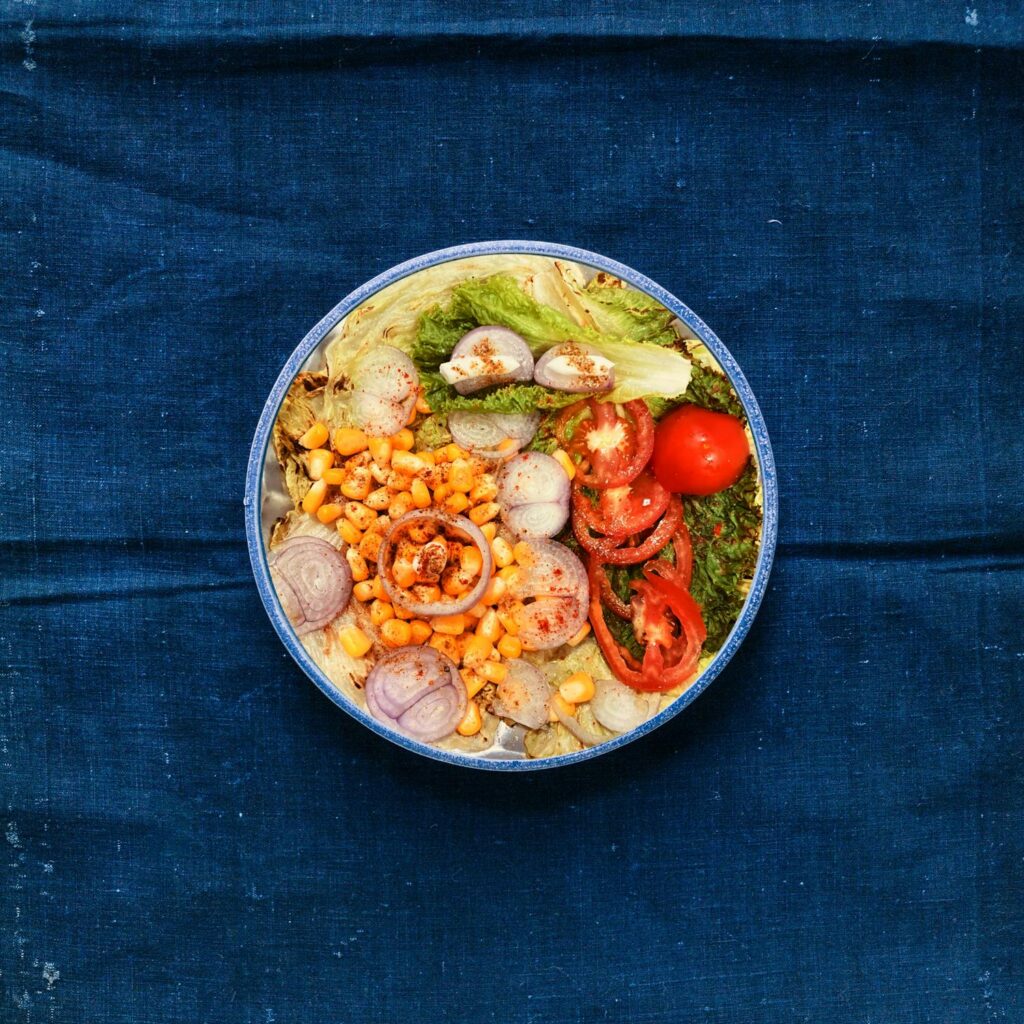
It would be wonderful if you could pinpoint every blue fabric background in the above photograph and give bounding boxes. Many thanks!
[3,4,1022,1021]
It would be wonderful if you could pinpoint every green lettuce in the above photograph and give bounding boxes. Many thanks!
[411,274,691,405]
[581,277,678,346]
[419,372,583,416]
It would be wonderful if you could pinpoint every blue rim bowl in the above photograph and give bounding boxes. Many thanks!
[245,241,778,771]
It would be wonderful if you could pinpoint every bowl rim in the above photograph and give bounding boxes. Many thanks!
[244,240,778,771]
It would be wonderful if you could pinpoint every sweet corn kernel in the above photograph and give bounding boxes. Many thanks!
[353,580,375,602]
[406,402,418,425]
[392,561,417,589]
[497,565,519,585]
[307,448,334,480]
[469,502,500,526]
[411,479,431,509]
[345,547,370,582]
[369,600,394,626]
[490,537,514,568]
[412,583,442,604]
[301,479,328,514]
[552,448,577,481]
[322,467,347,486]
[338,625,372,658]
[462,635,493,667]
[456,700,483,736]
[559,672,595,704]
[388,493,415,520]
[431,613,465,636]
[449,459,474,493]
[496,604,520,635]
[497,437,519,455]
[332,427,368,456]
[443,492,470,514]
[480,522,498,542]
[343,501,376,531]
[407,520,437,544]
[480,660,509,683]
[463,671,487,699]
[476,609,502,643]
[358,531,383,561]
[371,576,388,602]
[393,602,416,620]
[482,576,507,605]
[419,450,436,467]
[460,546,484,576]
[299,422,329,449]
[409,620,432,644]
[497,634,522,659]
[392,450,426,475]
[549,692,576,722]
[369,461,390,485]
[428,633,461,661]
[316,503,343,524]
[380,619,412,647]
[367,437,392,467]
[340,468,372,501]
[366,486,391,511]
[441,568,472,597]
[442,443,467,462]
[512,541,533,564]
[465,471,494,500]
[432,483,451,504]
[392,428,415,451]
[337,518,363,547]
[567,622,591,646]
[465,603,486,619]
[415,392,431,414]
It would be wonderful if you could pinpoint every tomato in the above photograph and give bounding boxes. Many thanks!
[573,496,683,564]
[556,399,654,488]
[651,404,749,496]
[574,473,670,538]
[587,556,706,692]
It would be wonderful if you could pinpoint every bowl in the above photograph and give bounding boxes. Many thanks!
[244,241,777,770]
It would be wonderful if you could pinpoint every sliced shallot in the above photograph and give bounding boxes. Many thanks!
[534,342,615,393]
[350,345,419,437]
[365,646,467,742]
[590,677,661,734]
[269,536,352,635]
[377,510,493,616]
[439,326,534,394]
[490,661,550,729]
[506,539,589,649]
[551,699,606,746]
[498,452,571,538]
[448,411,540,458]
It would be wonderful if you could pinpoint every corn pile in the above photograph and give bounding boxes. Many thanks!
[295,416,591,736]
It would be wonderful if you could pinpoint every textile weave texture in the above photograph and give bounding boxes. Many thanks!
[2,4,1022,1021]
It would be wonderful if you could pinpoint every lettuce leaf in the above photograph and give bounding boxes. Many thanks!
[419,372,583,415]
[411,274,691,404]
[581,275,679,346]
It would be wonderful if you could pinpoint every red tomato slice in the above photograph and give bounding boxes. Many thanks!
[574,473,670,538]
[573,496,683,565]
[556,399,654,488]
[652,404,749,496]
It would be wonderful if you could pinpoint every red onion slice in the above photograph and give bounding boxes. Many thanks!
[515,596,589,650]
[269,536,353,635]
[510,540,588,600]
[441,326,534,395]
[351,345,419,436]
[448,411,539,458]
[534,343,615,393]
[591,676,661,734]
[498,452,571,538]
[551,699,606,746]
[491,661,550,729]
[365,646,466,742]
[504,501,569,539]
[377,510,493,616]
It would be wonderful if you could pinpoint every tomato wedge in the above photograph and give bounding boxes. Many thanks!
[573,496,683,565]
[574,473,670,538]
[556,399,654,488]
[589,556,633,620]
[588,557,706,693]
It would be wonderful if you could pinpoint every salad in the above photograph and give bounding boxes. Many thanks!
[267,255,761,759]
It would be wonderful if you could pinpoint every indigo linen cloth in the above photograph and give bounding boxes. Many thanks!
[2,4,1022,1021]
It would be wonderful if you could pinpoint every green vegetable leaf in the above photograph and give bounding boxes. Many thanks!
[582,276,679,346]
[683,361,745,419]
[684,463,761,652]
[411,274,692,405]
[420,372,583,416]
[413,413,452,451]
